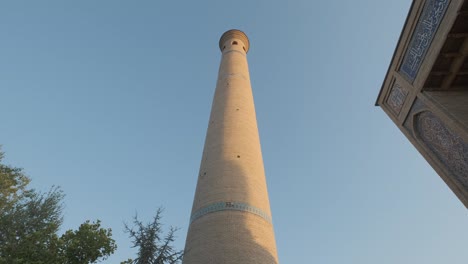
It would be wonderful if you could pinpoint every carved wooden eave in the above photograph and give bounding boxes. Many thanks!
[376,0,468,208]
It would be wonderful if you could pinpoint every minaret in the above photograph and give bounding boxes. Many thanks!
[183,30,279,264]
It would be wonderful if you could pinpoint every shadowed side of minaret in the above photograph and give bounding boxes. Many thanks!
[182,30,279,264]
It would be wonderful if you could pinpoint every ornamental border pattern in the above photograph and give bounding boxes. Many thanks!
[414,111,468,187]
[386,82,408,115]
[190,201,272,224]
[399,0,450,82]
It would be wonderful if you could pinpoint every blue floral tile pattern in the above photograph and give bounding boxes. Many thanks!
[415,111,468,187]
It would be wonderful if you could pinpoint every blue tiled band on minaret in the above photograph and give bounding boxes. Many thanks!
[399,0,449,82]
[190,201,272,224]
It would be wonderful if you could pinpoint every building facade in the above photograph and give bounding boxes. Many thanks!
[376,0,468,207]
[182,30,279,263]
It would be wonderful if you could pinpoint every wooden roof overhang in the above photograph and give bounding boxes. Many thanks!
[376,0,468,106]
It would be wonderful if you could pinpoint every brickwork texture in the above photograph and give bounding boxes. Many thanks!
[182,30,279,264]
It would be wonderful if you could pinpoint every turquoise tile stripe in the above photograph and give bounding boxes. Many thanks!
[190,201,272,224]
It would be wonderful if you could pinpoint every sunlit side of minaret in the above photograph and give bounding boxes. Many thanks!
[182,30,279,264]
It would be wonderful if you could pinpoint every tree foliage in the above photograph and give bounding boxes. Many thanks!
[123,208,183,264]
[0,149,116,264]
[60,220,117,264]
[0,151,63,264]
[0,151,31,210]
[1,187,65,263]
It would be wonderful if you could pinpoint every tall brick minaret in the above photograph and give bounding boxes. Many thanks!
[182,30,279,264]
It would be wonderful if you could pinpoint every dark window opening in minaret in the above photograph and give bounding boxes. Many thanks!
[232,41,238,45]
[237,155,240,158]
[243,46,246,52]
[223,46,226,50]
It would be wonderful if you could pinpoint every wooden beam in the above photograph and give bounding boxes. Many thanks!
[429,71,468,77]
[441,52,462,57]
[424,86,468,90]
[430,71,450,75]
[441,38,468,89]
[448,33,468,38]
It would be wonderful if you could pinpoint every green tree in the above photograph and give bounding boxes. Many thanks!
[0,149,116,264]
[122,208,183,264]
[0,151,31,210]
[0,150,63,264]
[60,220,117,264]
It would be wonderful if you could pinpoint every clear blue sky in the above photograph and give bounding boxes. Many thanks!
[1,1,467,263]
